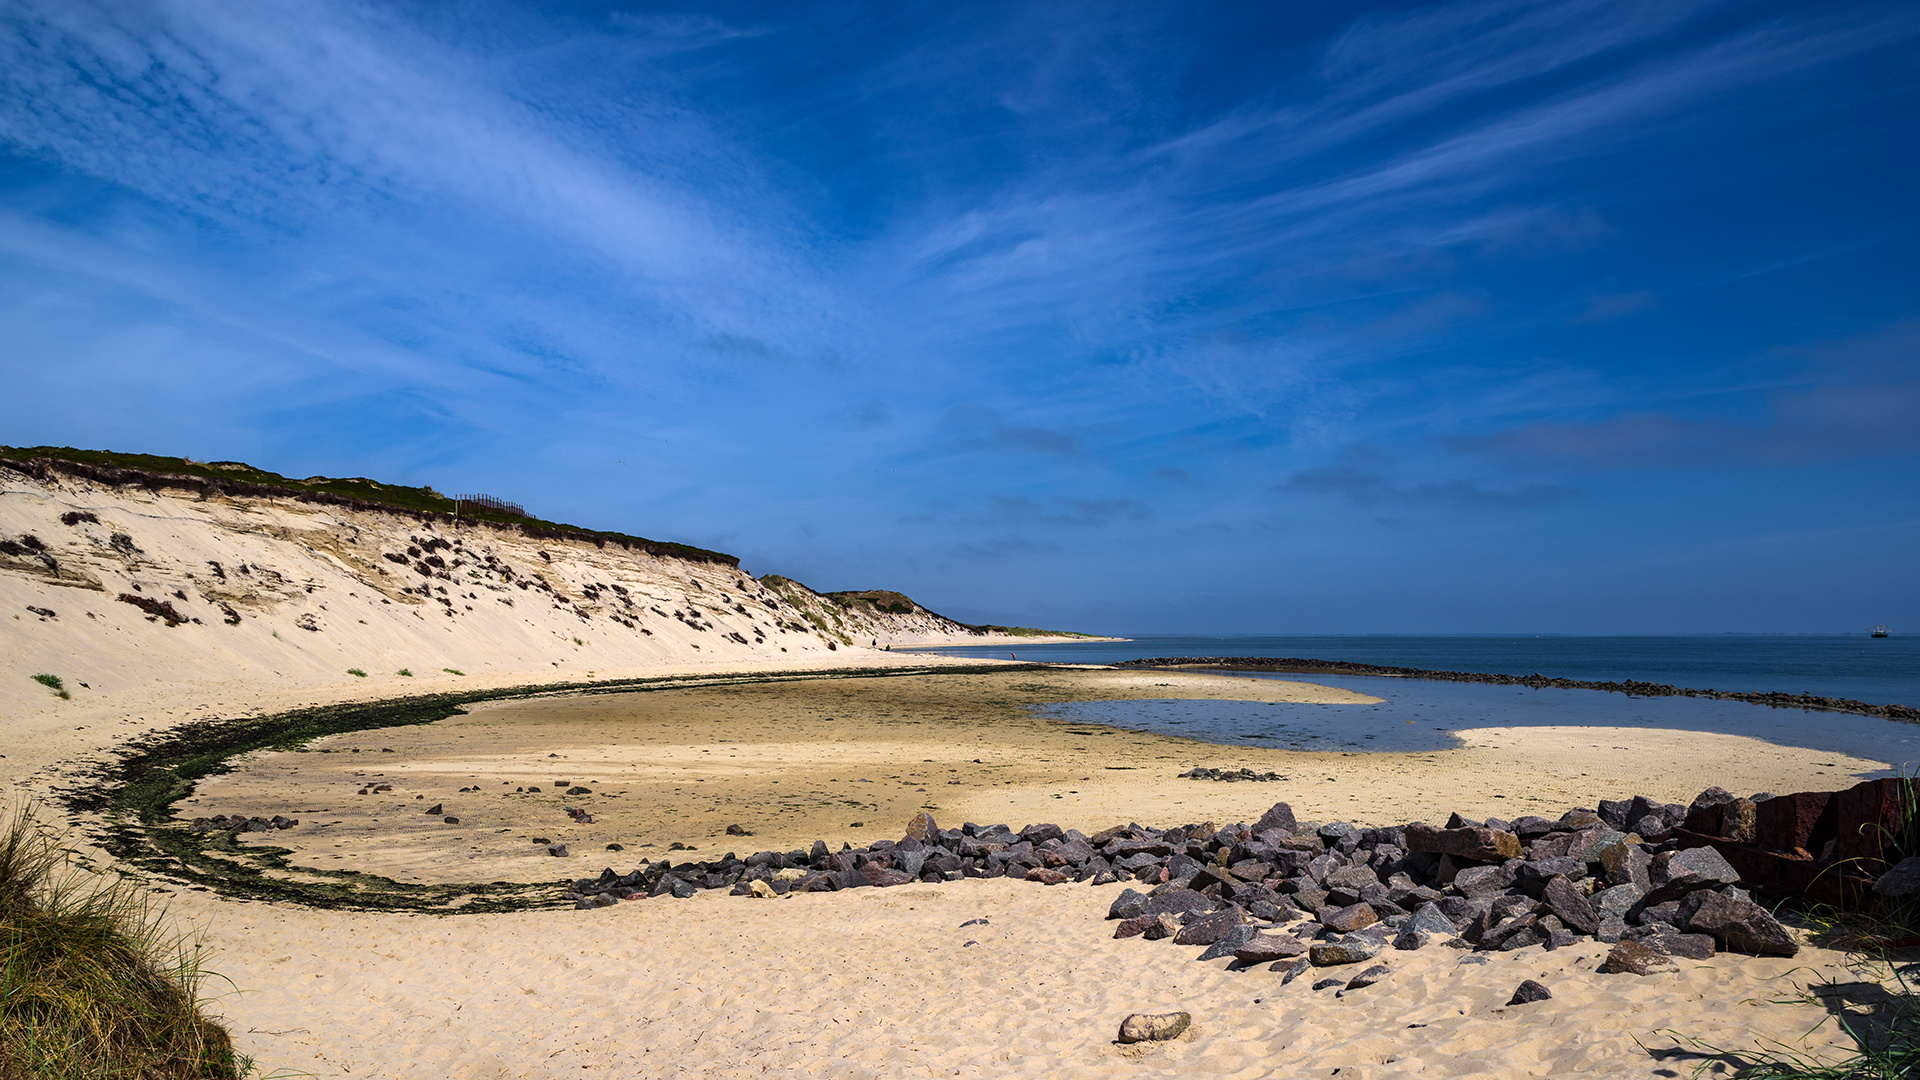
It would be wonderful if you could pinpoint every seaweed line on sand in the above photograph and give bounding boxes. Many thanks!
[55,664,1048,915]
[1116,656,1919,723]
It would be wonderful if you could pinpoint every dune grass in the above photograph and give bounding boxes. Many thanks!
[29,674,70,700]
[1676,776,1920,1077]
[345,669,367,678]
[0,804,247,1079]
[441,669,464,676]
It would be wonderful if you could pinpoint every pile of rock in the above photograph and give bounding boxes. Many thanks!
[188,813,298,833]
[1102,792,1800,990]
[567,811,1148,908]
[1181,767,1283,783]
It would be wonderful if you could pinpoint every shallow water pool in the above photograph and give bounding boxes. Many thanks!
[1034,672,1920,773]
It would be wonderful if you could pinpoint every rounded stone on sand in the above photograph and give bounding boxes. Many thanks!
[1117,1012,1191,1043]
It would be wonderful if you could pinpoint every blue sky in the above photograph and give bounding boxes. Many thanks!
[2,0,1916,634]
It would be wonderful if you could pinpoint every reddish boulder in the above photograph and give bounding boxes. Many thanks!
[1598,939,1675,975]
[1405,823,1522,862]
[1835,779,1913,866]
[1754,791,1834,855]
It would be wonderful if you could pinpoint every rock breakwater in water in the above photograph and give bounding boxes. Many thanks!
[1114,655,1920,722]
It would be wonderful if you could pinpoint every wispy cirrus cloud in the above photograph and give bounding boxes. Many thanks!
[1,0,1916,631]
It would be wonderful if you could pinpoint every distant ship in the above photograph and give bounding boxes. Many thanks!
[1872,624,1890,638]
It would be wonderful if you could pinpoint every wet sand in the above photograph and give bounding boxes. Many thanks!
[188,668,1885,887]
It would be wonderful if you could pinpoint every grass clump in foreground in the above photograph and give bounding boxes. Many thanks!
[30,674,69,700]
[345,668,366,678]
[1675,775,1920,1077]
[0,805,246,1079]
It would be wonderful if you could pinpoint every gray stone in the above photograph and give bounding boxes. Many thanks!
[1117,1012,1191,1043]
[1593,884,1641,918]
[1255,802,1298,834]
[1325,865,1380,893]
[1600,842,1652,892]
[1642,846,1742,907]
[1635,900,1683,927]
[1174,907,1249,946]
[1141,913,1183,940]
[1392,928,1430,951]
[1874,857,1920,898]
[1629,814,1669,839]
[1438,895,1490,928]
[1622,925,1715,960]
[1321,902,1379,934]
[1309,934,1383,966]
[1311,977,1344,991]
[1479,912,1540,951]
[1507,979,1552,1005]
[1248,899,1286,922]
[1490,894,1538,922]
[1565,828,1626,864]
[1197,924,1260,961]
[1343,964,1389,991]
[1279,957,1312,984]
[1113,914,1159,939]
[1452,864,1511,899]
[1683,892,1798,957]
[1144,888,1214,919]
[1234,932,1310,964]
[1511,815,1557,839]
[1406,902,1458,937]
[1319,821,1361,845]
[1541,876,1600,935]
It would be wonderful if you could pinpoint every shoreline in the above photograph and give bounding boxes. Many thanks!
[1119,654,1920,720]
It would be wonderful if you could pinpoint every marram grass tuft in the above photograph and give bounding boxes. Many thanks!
[0,804,247,1079]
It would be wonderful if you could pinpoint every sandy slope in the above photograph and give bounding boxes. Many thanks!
[0,465,1078,719]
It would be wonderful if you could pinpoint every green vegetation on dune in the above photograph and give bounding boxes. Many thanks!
[0,805,246,1080]
[824,589,917,615]
[0,444,736,566]
[963,624,1102,638]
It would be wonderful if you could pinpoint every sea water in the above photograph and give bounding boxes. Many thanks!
[908,635,1920,768]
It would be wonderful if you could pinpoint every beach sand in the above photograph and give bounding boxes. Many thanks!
[7,660,1898,1078]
